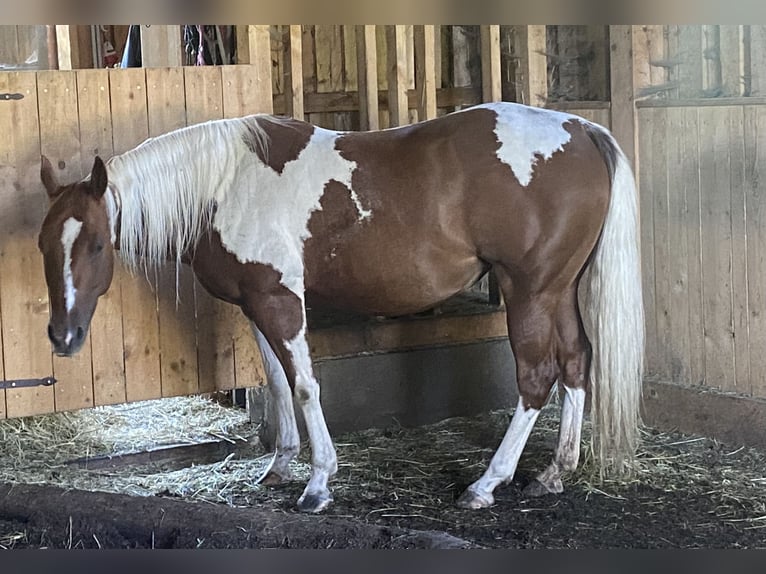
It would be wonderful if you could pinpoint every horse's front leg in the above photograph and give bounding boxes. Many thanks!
[243,286,337,513]
[249,323,300,485]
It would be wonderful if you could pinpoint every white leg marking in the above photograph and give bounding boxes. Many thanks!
[284,322,337,512]
[251,324,300,481]
[61,217,83,313]
[458,397,540,508]
[527,386,586,495]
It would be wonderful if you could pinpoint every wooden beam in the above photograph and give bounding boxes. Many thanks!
[356,25,379,130]
[609,25,639,168]
[515,25,547,107]
[414,25,437,121]
[139,25,182,68]
[480,25,502,102]
[285,25,304,120]
[386,25,409,127]
[55,25,79,70]
[234,25,274,113]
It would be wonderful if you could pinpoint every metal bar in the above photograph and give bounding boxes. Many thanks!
[1,93,24,100]
[0,377,56,390]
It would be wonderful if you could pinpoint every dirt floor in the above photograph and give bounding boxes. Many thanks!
[0,399,765,549]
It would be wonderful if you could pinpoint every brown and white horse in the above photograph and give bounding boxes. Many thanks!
[38,102,644,513]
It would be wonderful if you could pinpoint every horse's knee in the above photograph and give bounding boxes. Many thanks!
[517,358,559,410]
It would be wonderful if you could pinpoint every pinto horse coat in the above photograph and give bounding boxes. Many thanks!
[38,102,644,512]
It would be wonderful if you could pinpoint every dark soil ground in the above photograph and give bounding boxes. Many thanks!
[0,406,765,549]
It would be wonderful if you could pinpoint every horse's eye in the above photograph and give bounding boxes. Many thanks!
[93,242,104,254]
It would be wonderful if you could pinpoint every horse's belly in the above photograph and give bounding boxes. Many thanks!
[304,241,487,316]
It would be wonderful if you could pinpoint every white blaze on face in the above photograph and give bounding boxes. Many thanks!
[478,102,575,187]
[61,217,84,313]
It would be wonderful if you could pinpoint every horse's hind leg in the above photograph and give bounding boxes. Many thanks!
[250,323,300,485]
[523,285,589,497]
[457,278,560,509]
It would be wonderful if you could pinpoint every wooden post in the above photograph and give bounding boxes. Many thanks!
[609,25,639,168]
[414,25,437,121]
[139,25,182,68]
[515,25,547,107]
[235,25,273,113]
[356,25,379,130]
[480,25,502,102]
[386,25,409,127]
[55,25,79,70]
[285,25,304,120]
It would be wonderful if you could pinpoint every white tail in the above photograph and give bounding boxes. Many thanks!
[581,130,645,474]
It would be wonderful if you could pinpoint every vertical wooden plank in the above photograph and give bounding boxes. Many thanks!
[434,25,442,90]
[749,26,766,96]
[386,25,409,127]
[664,108,692,384]
[681,108,705,388]
[515,25,547,108]
[676,26,704,98]
[356,25,379,131]
[76,69,127,407]
[342,25,358,92]
[0,26,20,65]
[609,25,638,168]
[414,25,437,121]
[719,26,744,97]
[650,106,671,381]
[745,105,766,396]
[55,25,79,70]
[699,106,735,391]
[183,66,236,395]
[636,107,659,377]
[285,25,304,120]
[109,67,162,403]
[0,71,54,417]
[140,25,182,68]
[144,67,199,399]
[480,25,502,103]
[37,70,93,412]
[233,25,274,113]
[220,65,268,390]
[729,107,749,393]
[313,26,335,127]
[702,26,722,95]
[316,26,343,94]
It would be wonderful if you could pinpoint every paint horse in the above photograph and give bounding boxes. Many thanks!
[38,102,644,513]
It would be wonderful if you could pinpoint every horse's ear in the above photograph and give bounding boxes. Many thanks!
[89,156,108,199]
[40,155,62,200]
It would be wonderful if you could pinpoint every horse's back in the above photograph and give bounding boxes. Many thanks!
[298,104,610,313]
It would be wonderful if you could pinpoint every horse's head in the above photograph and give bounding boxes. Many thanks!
[38,156,115,357]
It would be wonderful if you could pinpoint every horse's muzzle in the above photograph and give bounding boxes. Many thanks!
[48,322,87,357]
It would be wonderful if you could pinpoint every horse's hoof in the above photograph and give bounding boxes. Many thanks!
[297,491,333,513]
[522,478,562,498]
[260,470,291,486]
[456,488,494,510]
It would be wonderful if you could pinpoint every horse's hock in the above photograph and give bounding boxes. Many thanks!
[2,25,766,452]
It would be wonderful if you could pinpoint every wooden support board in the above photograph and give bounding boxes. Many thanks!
[414,25,437,121]
[140,25,182,68]
[356,25,379,130]
[386,25,409,127]
[515,25,547,108]
[480,25,501,103]
[285,25,305,120]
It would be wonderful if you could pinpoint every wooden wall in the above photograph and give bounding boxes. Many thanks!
[637,99,766,398]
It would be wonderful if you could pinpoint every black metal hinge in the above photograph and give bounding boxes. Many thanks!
[1,93,24,101]
[0,377,56,390]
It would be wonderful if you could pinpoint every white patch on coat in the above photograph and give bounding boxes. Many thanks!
[475,102,576,187]
[61,217,83,313]
[214,126,360,298]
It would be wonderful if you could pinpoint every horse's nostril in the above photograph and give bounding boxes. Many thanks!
[76,326,85,341]
[47,323,57,344]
